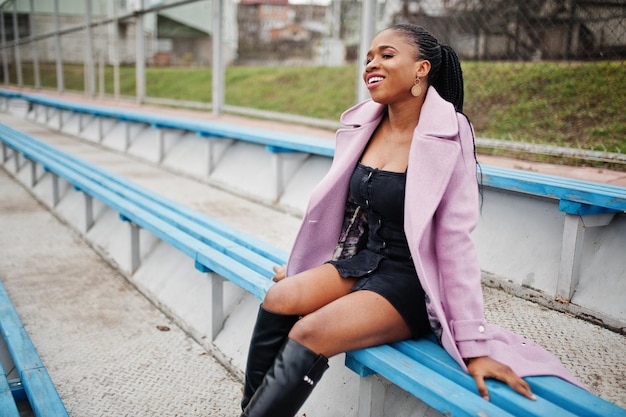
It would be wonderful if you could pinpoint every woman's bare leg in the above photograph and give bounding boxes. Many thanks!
[241,266,411,416]
[262,264,357,316]
[262,262,412,356]
[288,289,412,357]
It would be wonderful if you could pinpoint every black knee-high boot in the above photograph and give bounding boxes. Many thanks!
[241,305,299,410]
[240,339,329,417]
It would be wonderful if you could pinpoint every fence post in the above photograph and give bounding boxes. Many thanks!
[84,0,96,98]
[53,0,64,92]
[11,0,23,87]
[212,0,224,116]
[0,8,8,85]
[135,0,146,104]
[29,0,41,89]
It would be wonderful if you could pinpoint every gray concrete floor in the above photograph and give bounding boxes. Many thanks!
[0,105,624,416]
[0,168,242,416]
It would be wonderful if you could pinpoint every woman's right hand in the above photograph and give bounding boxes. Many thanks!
[466,356,535,401]
[271,264,287,282]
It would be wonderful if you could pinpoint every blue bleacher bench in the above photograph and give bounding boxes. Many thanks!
[0,279,69,417]
[0,89,335,158]
[3,88,626,306]
[1,102,625,416]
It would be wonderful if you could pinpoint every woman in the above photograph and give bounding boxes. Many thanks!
[240,24,580,417]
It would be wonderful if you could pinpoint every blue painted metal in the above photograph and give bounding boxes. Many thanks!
[1,90,335,157]
[4,88,625,214]
[481,165,626,212]
[347,344,518,417]
[0,280,69,417]
[558,200,620,215]
[0,123,275,301]
[0,359,20,417]
[390,338,626,417]
[0,123,289,266]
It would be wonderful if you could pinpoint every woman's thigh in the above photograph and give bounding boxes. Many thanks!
[288,289,412,358]
[262,263,357,316]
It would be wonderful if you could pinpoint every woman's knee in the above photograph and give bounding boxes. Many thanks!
[262,281,299,314]
[288,315,324,349]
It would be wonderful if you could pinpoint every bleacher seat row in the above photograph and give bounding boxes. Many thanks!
[4,89,626,309]
[1,115,625,416]
[0,279,69,417]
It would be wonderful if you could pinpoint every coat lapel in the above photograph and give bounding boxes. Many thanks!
[306,100,385,218]
[404,87,461,253]
[286,103,383,275]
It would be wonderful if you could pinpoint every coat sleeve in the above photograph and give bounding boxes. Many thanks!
[435,115,493,359]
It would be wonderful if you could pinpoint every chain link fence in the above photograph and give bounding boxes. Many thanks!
[1,0,625,165]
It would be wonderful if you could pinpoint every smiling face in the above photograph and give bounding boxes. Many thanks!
[363,29,430,105]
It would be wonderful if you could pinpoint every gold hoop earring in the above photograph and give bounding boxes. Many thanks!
[411,77,422,97]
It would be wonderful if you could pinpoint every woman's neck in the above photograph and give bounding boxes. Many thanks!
[385,96,424,134]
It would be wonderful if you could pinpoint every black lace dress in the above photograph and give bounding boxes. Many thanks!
[328,163,430,338]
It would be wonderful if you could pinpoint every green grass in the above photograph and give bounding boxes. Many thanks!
[463,61,626,154]
[8,61,626,164]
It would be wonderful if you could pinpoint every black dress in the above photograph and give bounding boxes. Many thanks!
[328,163,430,338]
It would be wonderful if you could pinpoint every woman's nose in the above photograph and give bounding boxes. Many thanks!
[365,59,378,72]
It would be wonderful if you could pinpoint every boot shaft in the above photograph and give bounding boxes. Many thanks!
[241,305,299,410]
[241,339,329,417]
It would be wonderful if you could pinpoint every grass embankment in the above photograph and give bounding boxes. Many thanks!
[10,62,626,166]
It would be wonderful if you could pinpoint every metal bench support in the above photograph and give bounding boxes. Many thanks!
[30,160,38,187]
[195,261,225,340]
[210,274,225,340]
[57,109,64,131]
[557,212,616,302]
[51,174,60,206]
[97,117,104,143]
[158,129,167,163]
[129,221,141,273]
[84,193,94,232]
[206,137,216,175]
[124,122,131,150]
[13,151,20,173]
[357,375,387,417]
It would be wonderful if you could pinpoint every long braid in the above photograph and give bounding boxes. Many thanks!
[388,23,481,202]
[435,45,464,113]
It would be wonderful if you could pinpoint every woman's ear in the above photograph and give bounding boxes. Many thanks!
[415,60,431,78]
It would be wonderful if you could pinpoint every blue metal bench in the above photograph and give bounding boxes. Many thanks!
[2,123,625,416]
[12,87,625,307]
[346,336,626,416]
[0,279,69,417]
[480,165,626,214]
[0,89,335,158]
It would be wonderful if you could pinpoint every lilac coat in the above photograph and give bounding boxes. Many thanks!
[285,87,581,387]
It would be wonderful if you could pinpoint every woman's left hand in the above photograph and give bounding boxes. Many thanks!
[466,356,536,401]
[271,264,287,282]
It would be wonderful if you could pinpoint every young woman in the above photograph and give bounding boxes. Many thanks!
[239,23,580,417]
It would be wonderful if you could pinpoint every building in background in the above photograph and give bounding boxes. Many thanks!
[389,0,626,60]
[1,0,624,70]
[0,0,238,67]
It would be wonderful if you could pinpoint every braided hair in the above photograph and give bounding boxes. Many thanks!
[389,23,465,112]
[389,23,483,202]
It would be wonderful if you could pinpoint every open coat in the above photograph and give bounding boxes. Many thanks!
[285,87,581,386]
